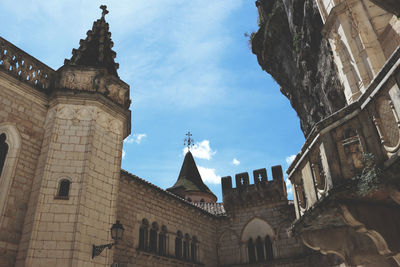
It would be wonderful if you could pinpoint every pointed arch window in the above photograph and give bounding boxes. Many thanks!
[248,238,256,263]
[149,222,158,252]
[0,133,8,176]
[175,231,182,259]
[139,219,149,250]
[256,236,265,262]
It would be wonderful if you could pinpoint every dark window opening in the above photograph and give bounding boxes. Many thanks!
[191,236,198,262]
[265,235,273,260]
[175,238,182,258]
[200,199,204,203]
[139,219,149,250]
[57,179,70,199]
[0,133,9,177]
[149,222,158,252]
[256,236,265,262]
[248,238,256,263]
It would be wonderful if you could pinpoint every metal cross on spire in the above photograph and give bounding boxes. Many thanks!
[184,132,194,151]
[100,5,109,20]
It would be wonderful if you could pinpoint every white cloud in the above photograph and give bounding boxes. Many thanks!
[198,166,221,184]
[285,177,293,197]
[122,149,126,159]
[183,140,216,160]
[285,155,296,165]
[124,133,147,144]
[232,158,240,166]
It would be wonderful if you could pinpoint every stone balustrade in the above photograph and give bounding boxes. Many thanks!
[0,37,55,91]
[288,46,400,219]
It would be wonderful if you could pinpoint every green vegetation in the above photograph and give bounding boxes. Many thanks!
[355,153,382,196]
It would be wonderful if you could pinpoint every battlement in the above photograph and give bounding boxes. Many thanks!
[221,165,287,210]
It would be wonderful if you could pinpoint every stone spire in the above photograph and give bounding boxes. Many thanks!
[64,5,119,76]
[167,151,217,203]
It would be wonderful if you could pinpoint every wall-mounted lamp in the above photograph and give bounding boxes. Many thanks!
[92,220,124,259]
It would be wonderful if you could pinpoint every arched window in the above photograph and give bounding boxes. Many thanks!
[191,236,198,262]
[187,197,192,202]
[175,231,182,259]
[248,238,256,263]
[139,219,149,250]
[149,222,158,252]
[200,199,204,203]
[0,125,21,222]
[158,225,167,256]
[0,133,9,176]
[56,179,70,199]
[256,236,265,262]
[265,235,273,260]
[183,233,190,260]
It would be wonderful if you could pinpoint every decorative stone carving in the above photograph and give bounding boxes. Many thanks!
[373,96,400,154]
[54,104,122,134]
[0,37,54,90]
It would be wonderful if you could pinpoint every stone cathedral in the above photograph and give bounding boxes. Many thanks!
[0,1,399,267]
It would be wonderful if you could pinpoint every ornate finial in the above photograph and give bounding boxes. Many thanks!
[184,132,194,151]
[100,5,109,20]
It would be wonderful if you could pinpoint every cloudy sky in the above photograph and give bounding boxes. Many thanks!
[0,0,304,201]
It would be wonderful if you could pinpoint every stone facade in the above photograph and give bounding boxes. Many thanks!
[2,1,399,267]
[251,0,400,266]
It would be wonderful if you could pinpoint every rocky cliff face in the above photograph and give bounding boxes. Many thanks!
[252,0,346,136]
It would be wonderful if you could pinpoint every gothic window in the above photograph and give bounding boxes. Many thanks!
[158,225,167,256]
[149,222,158,252]
[295,179,307,209]
[265,235,273,260]
[0,133,8,177]
[183,233,190,260]
[139,219,149,250]
[248,238,256,263]
[191,236,198,262]
[56,179,71,199]
[175,231,182,259]
[256,236,265,262]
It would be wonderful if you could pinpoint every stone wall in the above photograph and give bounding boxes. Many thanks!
[0,71,48,267]
[14,98,125,267]
[217,201,312,266]
[115,171,219,267]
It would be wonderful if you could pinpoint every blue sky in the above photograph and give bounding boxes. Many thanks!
[0,0,305,201]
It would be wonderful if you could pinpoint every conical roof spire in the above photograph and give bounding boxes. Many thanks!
[64,5,119,76]
[167,151,217,202]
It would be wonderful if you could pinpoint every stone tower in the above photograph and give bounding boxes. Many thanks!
[14,6,131,266]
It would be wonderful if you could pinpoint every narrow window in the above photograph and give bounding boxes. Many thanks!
[183,234,190,260]
[139,219,149,250]
[175,231,182,259]
[149,222,158,252]
[256,236,265,262]
[265,235,273,260]
[191,236,197,262]
[158,225,167,256]
[0,133,9,176]
[56,179,71,199]
[248,238,256,263]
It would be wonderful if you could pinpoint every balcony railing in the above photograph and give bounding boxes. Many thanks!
[288,45,400,219]
[0,37,55,91]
